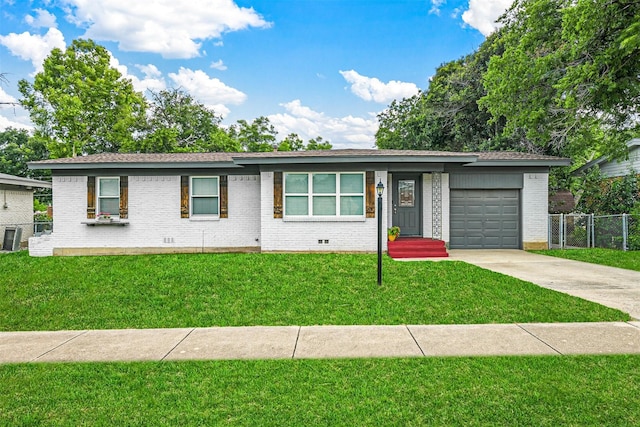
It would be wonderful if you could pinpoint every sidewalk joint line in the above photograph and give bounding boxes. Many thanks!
[161,328,195,361]
[33,330,89,362]
[626,321,640,330]
[516,324,564,355]
[291,326,301,359]
[405,325,426,357]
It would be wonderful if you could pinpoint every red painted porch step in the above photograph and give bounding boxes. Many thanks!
[387,237,449,259]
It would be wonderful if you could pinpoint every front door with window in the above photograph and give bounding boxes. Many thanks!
[392,174,421,236]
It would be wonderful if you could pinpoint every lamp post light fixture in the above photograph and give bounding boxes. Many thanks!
[376,179,384,286]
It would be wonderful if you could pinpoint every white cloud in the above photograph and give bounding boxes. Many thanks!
[0,88,32,131]
[25,9,57,28]
[0,28,65,74]
[0,113,32,131]
[461,0,511,36]
[168,67,247,117]
[430,0,446,15]
[108,55,167,94]
[268,100,379,149]
[339,70,420,104]
[0,87,17,104]
[210,60,227,71]
[61,0,271,58]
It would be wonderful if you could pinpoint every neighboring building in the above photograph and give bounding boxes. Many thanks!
[548,189,576,214]
[0,173,52,249]
[576,138,640,178]
[27,150,569,256]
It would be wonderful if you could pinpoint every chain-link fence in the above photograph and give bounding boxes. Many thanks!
[549,214,640,250]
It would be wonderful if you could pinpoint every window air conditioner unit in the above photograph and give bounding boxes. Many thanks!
[2,226,22,251]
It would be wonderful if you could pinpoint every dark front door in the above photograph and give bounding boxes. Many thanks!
[392,174,421,236]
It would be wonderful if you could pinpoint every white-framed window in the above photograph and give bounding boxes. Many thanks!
[191,176,219,216]
[97,177,120,217]
[284,172,365,217]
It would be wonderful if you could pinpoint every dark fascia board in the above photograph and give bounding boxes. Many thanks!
[0,176,52,189]
[233,155,479,165]
[465,159,571,167]
[28,161,243,170]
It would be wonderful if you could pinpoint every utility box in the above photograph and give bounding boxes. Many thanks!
[2,226,22,251]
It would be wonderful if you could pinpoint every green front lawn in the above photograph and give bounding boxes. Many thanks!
[533,248,640,272]
[0,251,628,331]
[1,356,639,425]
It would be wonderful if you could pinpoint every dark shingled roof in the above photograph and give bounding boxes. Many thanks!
[30,152,235,164]
[28,149,570,169]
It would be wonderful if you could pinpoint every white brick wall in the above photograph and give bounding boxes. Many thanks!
[260,171,388,252]
[42,170,550,254]
[50,175,260,252]
[522,172,549,248]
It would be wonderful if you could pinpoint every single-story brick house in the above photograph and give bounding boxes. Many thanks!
[0,173,52,249]
[27,149,569,256]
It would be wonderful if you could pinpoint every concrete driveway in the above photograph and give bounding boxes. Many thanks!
[448,250,640,320]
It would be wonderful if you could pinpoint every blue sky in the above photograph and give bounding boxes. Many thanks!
[0,0,511,149]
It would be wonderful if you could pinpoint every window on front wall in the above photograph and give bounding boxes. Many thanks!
[97,177,120,216]
[191,176,219,216]
[284,172,364,217]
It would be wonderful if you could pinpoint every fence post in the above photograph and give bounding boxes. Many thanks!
[560,213,565,249]
[590,214,595,248]
[622,213,628,251]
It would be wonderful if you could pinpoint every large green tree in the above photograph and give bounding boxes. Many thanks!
[122,88,241,153]
[480,0,640,161]
[18,39,147,158]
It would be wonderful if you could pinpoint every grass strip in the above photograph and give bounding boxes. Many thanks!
[1,356,639,425]
[532,248,640,271]
[0,252,628,331]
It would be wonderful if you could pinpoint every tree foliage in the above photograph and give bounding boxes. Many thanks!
[229,116,278,152]
[18,39,147,158]
[376,32,520,152]
[576,168,639,215]
[122,89,241,153]
[377,0,640,167]
[0,128,49,180]
[481,0,640,160]
[305,136,332,150]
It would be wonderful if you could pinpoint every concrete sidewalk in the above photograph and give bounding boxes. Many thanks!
[447,250,640,320]
[1,322,640,364]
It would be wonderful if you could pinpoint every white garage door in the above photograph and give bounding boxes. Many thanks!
[450,189,520,249]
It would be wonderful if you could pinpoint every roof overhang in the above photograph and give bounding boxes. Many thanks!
[466,159,571,167]
[0,174,52,189]
[28,161,242,170]
[232,154,479,165]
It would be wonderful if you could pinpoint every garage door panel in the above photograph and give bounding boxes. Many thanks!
[503,206,518,215]
[450,189,520,249]
[467,206,484,215]
[502,221,518,230]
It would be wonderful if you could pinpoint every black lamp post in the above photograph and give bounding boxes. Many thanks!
[376,179,385,286]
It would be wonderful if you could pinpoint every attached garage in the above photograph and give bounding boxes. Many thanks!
[450,189,520,249]
[448,173,522,249]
